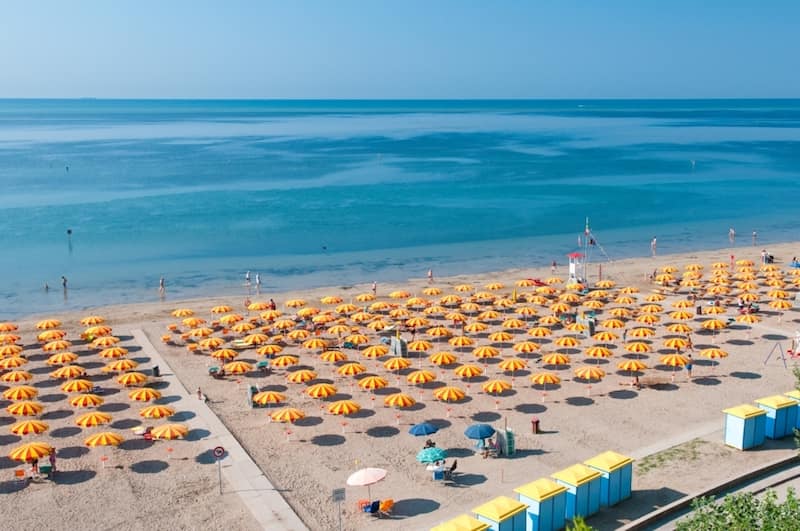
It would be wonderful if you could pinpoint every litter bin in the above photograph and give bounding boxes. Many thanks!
[696,305,702,316]
[532,417,540,434]
[152,366,160,377]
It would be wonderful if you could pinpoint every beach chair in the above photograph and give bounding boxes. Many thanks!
[14,469,27,485]
[377,499,394,518]
[363,500,380,514]
[443,459,458,481]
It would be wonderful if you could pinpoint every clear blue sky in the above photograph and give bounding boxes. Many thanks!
[2,0,797,99]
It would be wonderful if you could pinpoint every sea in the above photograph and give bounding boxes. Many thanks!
[1,99,799,319]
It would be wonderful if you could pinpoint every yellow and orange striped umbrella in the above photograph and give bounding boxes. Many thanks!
[384,392,416,408]
[7,401,44,416]
[407,370,436,385]
[10,419,48,435]
[482,379,512,394]
[286,369,317,384]
[128,388,161,402]
[3,386,38,401]
[61,379,94,393]
[358,375,388,391]
[252,391,286,406]
[9,441,52,461]
[383,357,411,371]
[270,408,304,423]
[70,393,104,408]
[116,371,148,386]
[433,386,466,402]
[139,405,175,419]
[75,411,112,428]
[454,364,483,379]
[306,383,337,399]
[2,370,33,383]
[328,400,361,415]
[337,362,366,376]
[151,424,189,440]
[50,365,86,379]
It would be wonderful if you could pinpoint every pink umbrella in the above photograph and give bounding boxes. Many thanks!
[346,467,387,499]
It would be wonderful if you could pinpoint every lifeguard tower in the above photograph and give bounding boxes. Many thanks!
[567,253,585,285]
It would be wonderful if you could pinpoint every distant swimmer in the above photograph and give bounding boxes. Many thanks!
[65,165,69,173]
[690,160,696,170]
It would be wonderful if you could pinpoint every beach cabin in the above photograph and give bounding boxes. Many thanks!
[551,464,602,520]
[723,404,766,450]
[514,478,567,531]
[430,514,490,531]
[783,390,800,430]
[472,496,528,531]
[755,395,798,439]
[583,451,633,507]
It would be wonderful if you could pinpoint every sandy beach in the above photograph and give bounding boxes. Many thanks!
[2,241,800,530]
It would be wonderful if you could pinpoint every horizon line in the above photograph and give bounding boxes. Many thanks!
[1,96,799,102]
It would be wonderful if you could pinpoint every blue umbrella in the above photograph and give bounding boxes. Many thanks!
[464,423,495,440]
[409,422,438,436]
[416,447,447,463]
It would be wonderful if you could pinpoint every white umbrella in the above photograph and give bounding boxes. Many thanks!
[346,467,387,499]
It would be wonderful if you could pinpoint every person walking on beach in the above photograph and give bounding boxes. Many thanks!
[269,298,276,310]
[371,281,377,296]
[61,276,68,290]
[729,227,736,245]
[255,273,261,292]
[551,260,557,274]
[427,269,433,283]
[245,271,251,285]
[686,354,693,380]
[650,237,657,257]
[159,276,165,296]
[752,230,757,246]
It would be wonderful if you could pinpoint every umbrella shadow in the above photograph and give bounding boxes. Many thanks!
[111,418,141,430]
[33,379,61,389]
[98,402,130,413]
[514,403,547,414]
[58,446,89,459]
[391,498,441,517]
[261,384,288,392]
[53,469,96,485]
[730,371,761,380]
[195,449,216,464]
[50,427,81,438]
[0,479,29,493]
[310,434,347,446]
[119,439,154,451]
[41,409,73,421]
[186,428,211,441]
[565,396,595,406]
[650,383,679,391]
[82,362,106,370]
[443,447,475,458]
[0,456,17,470]
[693,377,721,386]
[428,418,452,430]
[348,408,375,420]
[762,333,789,341]
[170,411,196,422]
[471,411,502,423]
[366,426,400,438]
[293,416,323,427]
[39,393,68,403]
[130,460,169,474]
[727,339,754,346]
[156,395,182,405]
[0,434,21,445]
[448,473,488,487]
[608,390,638,400]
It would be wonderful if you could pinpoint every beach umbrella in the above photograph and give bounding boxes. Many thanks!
[502,318,526,330]
[554,337,581,348]
[9,442,52,462]
[703,305,726,315]
[70,393,104,408]
[355,293,376,303]
[592,331,618,342]
[528,327,553,338]
[542,353,571,366]
[530,372,561,386]
[601,319,626,330]
[449,336,475,347]
[320,350,347,363]
[489,331,515,343]
[271,355,300,368]
[3,386,38,401]
[357,375,389,391]
[636,314,660,325]
[336,303,359,315]
[306,383,337,399]
[273,319,296,330]
[182,317,206,328]
[513,341,540,354]
[198,337,225,350]
[384,393,416,408]
[247,301,272,311]
[328,400,361,416]
[701,319,727,331]
[43,340,72,352]
[231,322,256,334]
[321,295,343,305]
[429,351,458,366]
[151,424,189,440]
[211,305,234,314]
[0,344,24,357]
[618,359,648,373]
[7,401,44,416]
[407,340,433,352]
[739,292,759,302]
[660,354,689,367]
[362,345,389,359]
[664,338,689,351]
[498,358,527,372]
[477,310,501,321]
[50,365,86,379]
[409,422,439,437]
[538,316,561,326]
[285,299,306,308]
[405,317,429,329]
[0,356,27,370]
[736,314,761,324]
[407,370,436,385]
[445,312,468,325]
[256,344,284,356]
[46,352,79,366]
[624,342,651,354]
[473,346,500,359]
[103,359,139,372]
[628,327,655,339]
[253,391,286,406]
[667,323,693,334]
[583,300,605,310]
[223,361,253,375]
[139,405,175,419]
[464,424,495,440]
[347,467,387,499]
[454,364,483,379]
[84,325,113,337]
[10,420,48,436]
[433,386,466,402]
[482,379,512,394]
[36,319,62,330]
[383,357,411,371]
[351,311,373,323]
[426,326,452,339]
[769,299,792,310]
[389,308,410,320]
[270,408,305,423]
[219,313,244,326]
[367,320,390,331]
[574,366,605,381]
[416,447,447,464]
[585,346,612,360]
[260,310,283,321]
[326,324,351,336]
[0,322,18,332]
[35,330,62,342]
[302,338,328,351]
[287,329,311,341]
[337,362,366,376]
[129,388,162,402]
[672,300,694,309]
[92,336,121,348]
[2,370,33,383]
[608,308,632,318]
[99,347,129,359]
[117,372,148,387]
[75,412,112,428]
[60,379,93,393]
[210,349,239,361]
[286,370,317,384]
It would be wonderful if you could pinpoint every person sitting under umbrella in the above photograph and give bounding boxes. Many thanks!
[424,439,436,449]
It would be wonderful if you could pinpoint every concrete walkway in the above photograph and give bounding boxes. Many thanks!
[132,329,308,531]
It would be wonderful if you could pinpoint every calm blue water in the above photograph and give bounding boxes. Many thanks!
[1,99,799,319]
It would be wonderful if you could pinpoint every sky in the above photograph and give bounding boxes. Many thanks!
[1,1,798,99]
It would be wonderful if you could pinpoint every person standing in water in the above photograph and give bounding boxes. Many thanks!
[159,276,165,297]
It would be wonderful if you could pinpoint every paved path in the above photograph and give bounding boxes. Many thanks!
[133,329,308,531]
